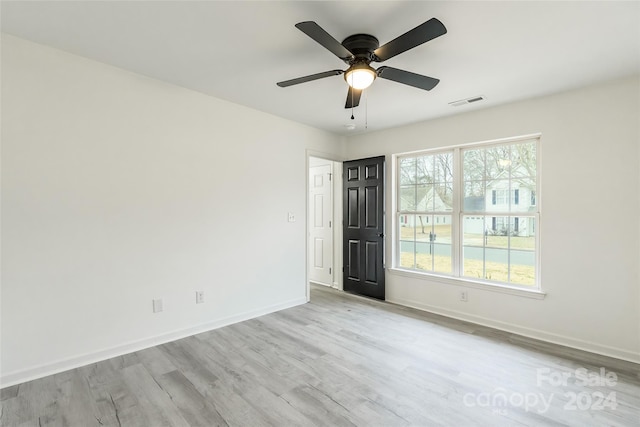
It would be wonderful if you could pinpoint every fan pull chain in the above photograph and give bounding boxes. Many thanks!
[351,88,355,120]
[365,89,368,129]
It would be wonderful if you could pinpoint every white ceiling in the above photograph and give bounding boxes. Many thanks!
[2,1,639,136]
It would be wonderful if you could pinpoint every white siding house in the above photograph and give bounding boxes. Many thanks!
[464,167,536,237]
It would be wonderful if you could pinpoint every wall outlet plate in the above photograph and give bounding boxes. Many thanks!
[460,291,468,302]
[153,298,164,313]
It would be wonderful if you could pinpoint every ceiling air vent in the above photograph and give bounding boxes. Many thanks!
[449,95,485,107]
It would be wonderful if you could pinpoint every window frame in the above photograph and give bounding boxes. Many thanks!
[396,149,455,275]
[391,134,543,298]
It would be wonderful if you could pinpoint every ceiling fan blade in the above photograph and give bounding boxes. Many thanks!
[345,87,362,109]
[373,18,447,62]
[295,21,354,61]
[376,66,440,91]
[277,70,343,87]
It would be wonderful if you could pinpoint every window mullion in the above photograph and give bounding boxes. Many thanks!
[413,161,417,269]
[452,147,462,277]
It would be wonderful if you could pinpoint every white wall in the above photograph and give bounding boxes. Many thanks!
[0,34,345,386]
[346,75,640,362]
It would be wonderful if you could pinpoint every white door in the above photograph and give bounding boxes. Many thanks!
[309,163,333,286]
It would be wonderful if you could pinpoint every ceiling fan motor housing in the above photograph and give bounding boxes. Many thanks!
[341,34,380,64]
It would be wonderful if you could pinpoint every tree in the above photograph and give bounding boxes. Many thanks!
[463,142,536,196]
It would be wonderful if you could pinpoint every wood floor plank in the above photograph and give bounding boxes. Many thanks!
[135,346,178,378]
[119,364,190,427]
[50,370,102,426]
[0,385,20,401]
[2,284,639,426]
[279,385,359,427]
[154,370,227,427]
[0,375,59,426]
[157,340,220,390]
[194,380,272,427]
[240,385,313,427]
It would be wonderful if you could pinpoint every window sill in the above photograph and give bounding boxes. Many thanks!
[388,268,546,300]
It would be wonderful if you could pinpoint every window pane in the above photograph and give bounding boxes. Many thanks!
[463,148,485,181]
[463,181,484,211]
[433,216,452,274]
[415,184,433,211]
[416,156,434,184]
[487,181,510,211]
[400,158,417,184]
[400,215,453,274]
[511,142,537,179]
[398,214,416,268]
[485,216,510,282]
[463,215,536,285]
[414,250,433,271]
[433,153,453,183]
[434,183,454,211]
[463,216,508,282]
[399,185,416,211]
[414,214,433,272]
[486,145,511,180]
[510,216,536,286]
[462,216,486,280]
[399,241,416,269]
[415,219,433,272]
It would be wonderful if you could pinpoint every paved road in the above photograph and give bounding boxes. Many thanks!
[400,241,535,266]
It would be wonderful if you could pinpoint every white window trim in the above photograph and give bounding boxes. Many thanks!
[392,133,543,298]
[388,267,546,299]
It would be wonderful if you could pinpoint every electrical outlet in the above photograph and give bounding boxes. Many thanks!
[460,291,468,302]
[196,291,205,304]
[288,212,296,222]
[153,298,164,313]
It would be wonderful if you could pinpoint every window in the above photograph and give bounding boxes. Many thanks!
[398,152,453,274]
[396,136,539,289]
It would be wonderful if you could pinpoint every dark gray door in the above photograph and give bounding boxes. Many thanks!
[343,156,385,300]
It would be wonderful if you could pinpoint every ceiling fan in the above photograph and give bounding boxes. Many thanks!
[277,18,447,109]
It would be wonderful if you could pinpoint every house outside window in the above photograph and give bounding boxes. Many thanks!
[396,135,539,289]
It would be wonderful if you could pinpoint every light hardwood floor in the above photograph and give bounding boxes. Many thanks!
[2,285,639,426]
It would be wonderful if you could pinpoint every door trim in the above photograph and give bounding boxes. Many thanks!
[308,162,333,286]
[305,150,345,302]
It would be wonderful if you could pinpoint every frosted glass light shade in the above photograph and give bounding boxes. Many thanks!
[344,64,376,90]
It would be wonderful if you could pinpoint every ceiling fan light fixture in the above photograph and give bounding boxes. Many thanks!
[344,63,376,90]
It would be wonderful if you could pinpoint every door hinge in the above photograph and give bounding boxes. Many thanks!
[329,268,332,274]
[329,220,332,228]
[328,173,332,181]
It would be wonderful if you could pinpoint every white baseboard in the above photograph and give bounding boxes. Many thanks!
[1,297,307,388]
[309,280,332,287]
[388,296,640,365]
